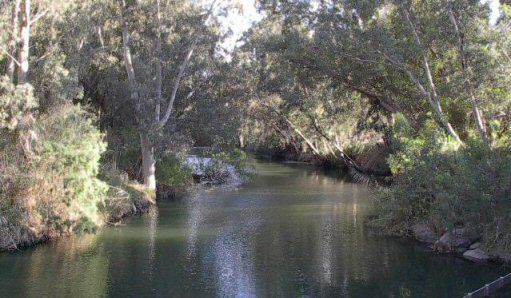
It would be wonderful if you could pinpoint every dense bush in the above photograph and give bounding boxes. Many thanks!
[371,114,511,251]
[199,149,251,184]
[0,77,38,130]
[0,104,109,250]
[211,149,251,177]
[35,105,109,228]
[156,152,193,189]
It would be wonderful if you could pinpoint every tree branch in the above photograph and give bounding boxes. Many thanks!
[158,0,218,128]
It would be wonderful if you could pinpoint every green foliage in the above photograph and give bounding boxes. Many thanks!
[372,118,511,250]
[34,104,108,229]
[0,104,110,250]
[156,153,192,188]
[211,148,251,177]
[32,53,84,110]
[185,149,251,185]
[200,160,231,184]
[0,77,38,130]
[0,0,510,255]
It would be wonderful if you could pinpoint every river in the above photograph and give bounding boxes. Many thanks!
[0,161,508,297]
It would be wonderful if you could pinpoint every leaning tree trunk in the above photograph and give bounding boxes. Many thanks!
[448,5,489,145]
[140,132,156,190]
[401,6,464,145]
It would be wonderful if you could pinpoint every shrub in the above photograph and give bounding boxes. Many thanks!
[211,148,251,177]
[199,149,251,184]
[0,76,38,130]
[371,115,511,251]
[0,104,109,250]
[34,104,109,230]
[99,166,155,221]
[156,152,193,188]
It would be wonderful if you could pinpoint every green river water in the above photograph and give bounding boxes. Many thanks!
[0,161,508,297]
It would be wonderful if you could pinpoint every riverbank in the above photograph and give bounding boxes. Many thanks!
[250,144,391,183]
[371,222,511,267]
[371,223,511,268]
[0,160,505,297]
[254,146,511,268]
[0,174,155,252]
[366,129,511,268]
[0,153,245,252]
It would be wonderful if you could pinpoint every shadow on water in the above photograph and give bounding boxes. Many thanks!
[0,160,508,297]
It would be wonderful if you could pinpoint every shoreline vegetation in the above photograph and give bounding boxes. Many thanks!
[263,144,511,267]
[0,138,250,252]
[1,0,511,277]
[256,145,511,267]
[0,105,156,251]
[0,145,246,251]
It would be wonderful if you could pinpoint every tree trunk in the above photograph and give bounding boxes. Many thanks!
[400,6,464,145]
[154,0,163,122]
[120,0,141,114]
[140,132,156,190]
[7,0,21,88]
[120,0,155,191]
[119,0,216,190]
[16,0,36,157]
[282,116,321,156]
[158,0,218,128]
[17,0,30,85]
[448,5,489,145]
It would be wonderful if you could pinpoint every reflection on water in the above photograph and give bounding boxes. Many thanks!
[147,207,158,284]
[0,233,109,297]
[0,161,508,297]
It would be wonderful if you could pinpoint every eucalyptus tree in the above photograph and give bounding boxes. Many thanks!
[250,0,506,148]
[118,0,220,190]
[1,0,77,155]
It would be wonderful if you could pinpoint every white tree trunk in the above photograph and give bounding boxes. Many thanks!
[7,0,21,88]
[17,0,30,85]
[401,6,464,145]
[120,0,156,191]
[140,132,156,190]
[120,1,140,113]
[119,0,216,191]
[154,0,162,122]
[448,6,489,145]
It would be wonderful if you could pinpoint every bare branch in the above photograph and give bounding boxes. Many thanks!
[158,0,218,128]
[29,8,48,25]
[2,48,22,67]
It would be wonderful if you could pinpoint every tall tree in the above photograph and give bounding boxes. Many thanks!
[119,0,217,190]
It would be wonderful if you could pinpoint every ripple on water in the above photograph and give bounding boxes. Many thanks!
[0,161,508,297]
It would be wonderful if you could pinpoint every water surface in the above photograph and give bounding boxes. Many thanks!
[0,161,508,297]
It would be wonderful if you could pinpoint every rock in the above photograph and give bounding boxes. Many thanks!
[463,249,489,262]
[435,233,460,252]
[469,242,481,250]
[497,253,511,264]
[455,247,468,254]
[185,155,242,186]
[412,223,437,244]
[435,228,479,252]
